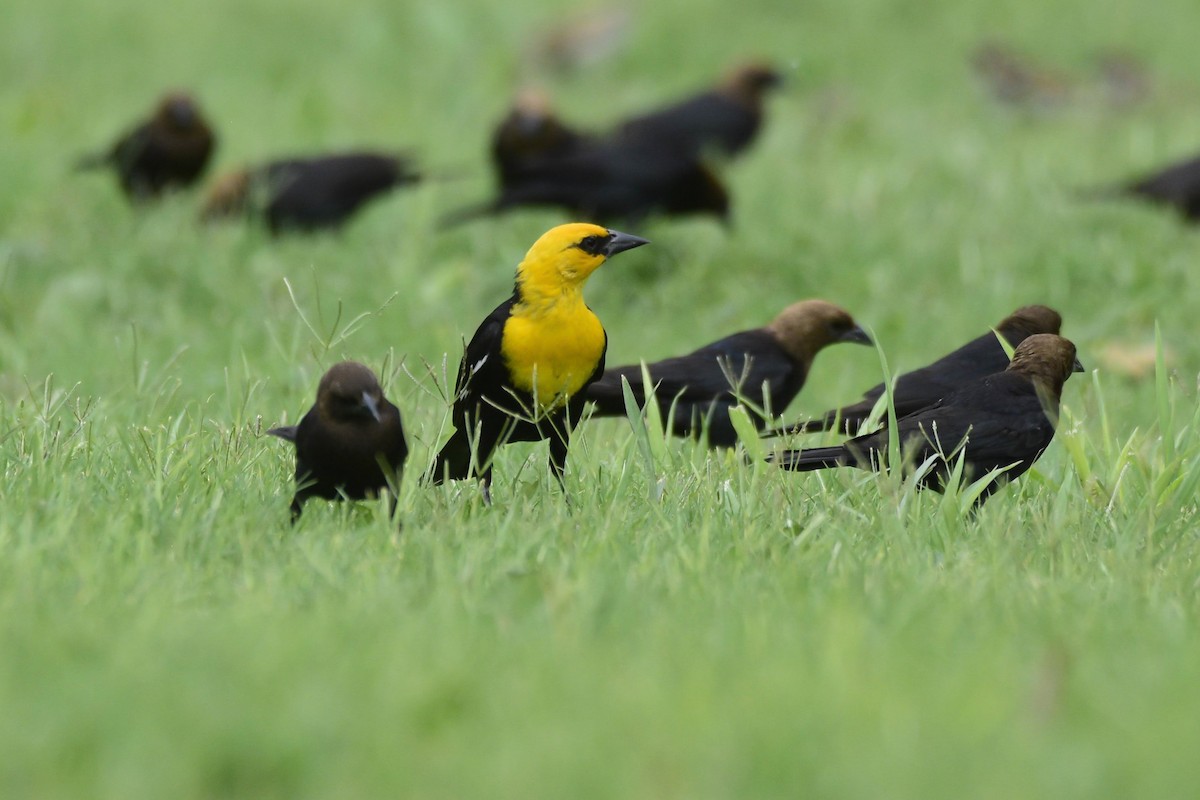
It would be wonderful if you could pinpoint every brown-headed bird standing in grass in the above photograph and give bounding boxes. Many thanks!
[768,304,1063,436]
[269,362,407,522]
[201,152,421,233]
[616,61,783,159]
[77,91,215,200]
[430,223,648,500]
[770,334,1084,508]
[584,300,871,447]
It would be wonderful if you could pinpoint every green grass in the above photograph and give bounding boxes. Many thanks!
[4,0,1200,796]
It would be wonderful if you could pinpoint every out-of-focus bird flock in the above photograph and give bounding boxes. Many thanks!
[69,13,1196,521]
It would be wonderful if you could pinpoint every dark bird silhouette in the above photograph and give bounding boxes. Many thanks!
[443,131,729,227]
[77,91,216,200]
[202,152,421,233]
[616,61,783,159]
[429,223,648,500]
[1096,154,1200,221]
[584,300,871,447]
[269,361,407,522]
[771,334,1084,507]
[491,88,592,188]
[771,304,1063,436]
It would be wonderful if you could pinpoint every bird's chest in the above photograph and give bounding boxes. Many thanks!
[501,304,605,411]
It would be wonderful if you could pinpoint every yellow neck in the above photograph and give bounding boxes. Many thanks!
[501,282,605,414]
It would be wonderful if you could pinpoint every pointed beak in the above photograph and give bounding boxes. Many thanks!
[360,391,382,423]
[602,229,650,257]
[840,325,872,346]
[1072,357,1085,373]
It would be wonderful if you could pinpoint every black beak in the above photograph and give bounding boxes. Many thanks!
[603,229,650,257]
[840,325,872,346]
[1072,357,1085,373]
[360,391,382,422]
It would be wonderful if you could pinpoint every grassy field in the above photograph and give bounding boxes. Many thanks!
[4,0,1200,796]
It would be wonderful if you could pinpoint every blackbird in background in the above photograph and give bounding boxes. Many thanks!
[584,300,871,447]
[77,91,216,200]
[616,62,783,159]
[202,152,421,233]
[491,88,593,188]
[770,304,1063,436]
[1103,153,1200,221]
[442,133,729,227]
[429,223,648,501]
[771,334,1084,507]
[269,361,407,522]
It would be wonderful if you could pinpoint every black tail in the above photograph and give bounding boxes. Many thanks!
[769,445,848,471]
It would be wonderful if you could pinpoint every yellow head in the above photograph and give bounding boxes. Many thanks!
[515,222,649,302]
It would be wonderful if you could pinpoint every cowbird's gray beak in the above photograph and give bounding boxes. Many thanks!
[603,230,650,256]
[361,391,382,422]
[1072,357,1085,373]
[840,325,872,346]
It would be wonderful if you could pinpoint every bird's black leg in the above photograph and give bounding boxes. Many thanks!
[548,423,571,494]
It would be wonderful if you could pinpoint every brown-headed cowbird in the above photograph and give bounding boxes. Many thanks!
[77,91,216,200]
[202,152,421,233]
[584,300,870,447]
[771,334,1084,507]
[269,361,407,521]
[970,42,1073,110]
[442,133,729,227]
[772,304,1063,436]
[429,223,648,501]
[616,62,783,159]
[491,89,592,187]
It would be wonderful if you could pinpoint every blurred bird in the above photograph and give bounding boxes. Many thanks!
[1094,51,1152,109]
[525,8,632,74]
[491,88,592,188]
[616,61,783,159]
[77,91,216,200]
[269,361,407,522]
[971,42,1073,110]
[771,334,1084,507]
[443,133,729,227]
[1095,153,1200,221]
[584,300,871,447]
[770,304,1063,436]
[429,223,648,500]
[201,152,421,233]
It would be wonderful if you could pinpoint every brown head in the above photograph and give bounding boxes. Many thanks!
[765,299,871,366]
[719,62,784,105]
[996,304,1062,344]
[316,361,388,425]
[155,91,206,133]
[200,169,251,220]
[1006,334,1085,396]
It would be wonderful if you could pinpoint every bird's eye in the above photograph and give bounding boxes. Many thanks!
[577,235,606,255]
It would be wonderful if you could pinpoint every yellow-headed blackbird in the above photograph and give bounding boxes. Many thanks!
[430,223,648,499]
[491,89,592,188]
[772,304,1063,436]
[77,91,216,200]
[202,152,420,233]
[771,334,1084,507]
[616,62,783,159]
[269,361,407,521]
[585,300,870,447]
